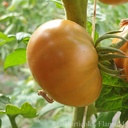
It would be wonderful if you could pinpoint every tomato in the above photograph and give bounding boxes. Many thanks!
[27,19,102,107]
[112,19,128,81]
[2,1,9,7]
[99,0,128,5]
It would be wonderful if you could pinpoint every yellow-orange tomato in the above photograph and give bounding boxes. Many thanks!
[112,19,128,81]
[27,19,102,107]
[99,0,128,5]
[2,1,9,7]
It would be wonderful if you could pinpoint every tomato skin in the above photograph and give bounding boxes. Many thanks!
[112,20,128,81]
[99,0,128,5]
[27,19,102,107]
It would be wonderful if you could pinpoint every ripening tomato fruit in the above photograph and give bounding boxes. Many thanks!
[112,19,128,81]
[27,19,102,107]
[99,0,128,5]
[2,1,9,7]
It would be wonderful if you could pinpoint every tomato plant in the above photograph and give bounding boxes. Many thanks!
[99,0,128,5]
[1,0,128,128]
[27,19,102,107]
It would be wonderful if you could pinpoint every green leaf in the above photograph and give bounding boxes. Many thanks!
[0,32,30,46]
[0,94,10,110]
[96,73,128,123]
[20,102,37,118]
[96,85,128,111]
[95,112,116,128]
[0,110,5,114]
[0,36,15,46]
[6,104,21,115]
[86,21,99,42]
[0,13,19,21]
[120,109,128,124]
[0,32,16,46]
[101,73,128,87]
[7,0,23,11]
[52,0,63,9]
[0,102,37,118]
[39,102,64,117]
[4,48,26,69]
[0,32,8,39]
[16,32,30,42]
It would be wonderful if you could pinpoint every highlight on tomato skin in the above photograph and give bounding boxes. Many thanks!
[98,0,128,5]
[26,19,102,107]
[112,19,128,81]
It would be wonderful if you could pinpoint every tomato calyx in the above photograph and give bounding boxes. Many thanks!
[95,33,128,48]
[95,30,128,78]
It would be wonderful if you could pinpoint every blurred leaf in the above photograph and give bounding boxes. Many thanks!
[21,102,37,118]
[30,119,57,128]
[86,21,92,34]
[39,102,64,117]
[4,48,26,69]
[0,32,8,40]
[120,109,128,124]
[52,0,63,9]
[7,0,24,11]
[86,21,99,42]
[0,32,30,46]
[4,24,15,35]
[0,110,5,115]
[0,119,1,127]
[0,32,16,46]
[0,37,15,46]
[0,13,20,21]
[16,32,30,42]
[0,102,37,118]
[0,94,10,110]
[95,112,116,128]
[29,0,36,7]
[6,104,21,115]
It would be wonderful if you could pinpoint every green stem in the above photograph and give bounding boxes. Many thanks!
[61,1,90,128]
[7,115,18,128]
[62,0,88,28]
[0,119,2,127]
[71,107,86,128]
[85,104,96,128]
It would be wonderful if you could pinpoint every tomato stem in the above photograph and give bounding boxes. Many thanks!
[71,107,86,128]
[62,0,88,28]
[85,104,97,128]
[91,0,97,40]
[7,115,18,128]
